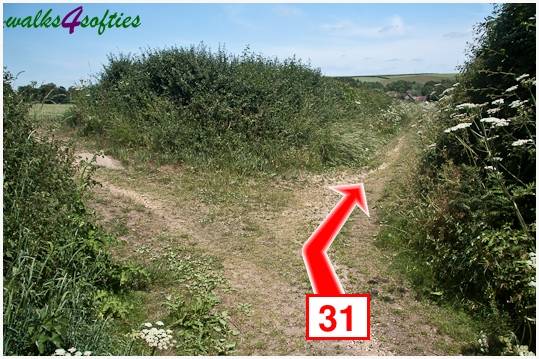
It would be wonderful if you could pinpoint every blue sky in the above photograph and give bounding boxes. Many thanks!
[4,3,495,88]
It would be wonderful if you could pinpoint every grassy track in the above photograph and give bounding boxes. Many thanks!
[34,102,484,355]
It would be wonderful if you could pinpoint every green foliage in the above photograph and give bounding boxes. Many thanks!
[94,290,133,320]
[460,3,536,104]
[146,246,236,355]
[165,294,236,355]
[18,81,75,104]
[378,4,535,353]
[3,71,144,355]
[68,45,393,172]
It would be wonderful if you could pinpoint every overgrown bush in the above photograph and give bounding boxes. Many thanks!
[377,4,535,354]
[68,45,393,172]
[3,71,144,355]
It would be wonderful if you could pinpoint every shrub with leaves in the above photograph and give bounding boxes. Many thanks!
[68,45,393,172]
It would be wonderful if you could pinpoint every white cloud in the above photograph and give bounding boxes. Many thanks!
[321,15,407,38]
[272,5,302,17]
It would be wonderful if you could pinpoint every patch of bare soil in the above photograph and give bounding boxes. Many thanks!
[76,152,124,170]
[85,135,459,355]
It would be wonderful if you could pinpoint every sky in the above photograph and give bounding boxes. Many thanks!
[4,3,495,88]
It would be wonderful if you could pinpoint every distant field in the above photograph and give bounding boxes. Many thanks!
[30,103,72,120]
[347,73,456,85]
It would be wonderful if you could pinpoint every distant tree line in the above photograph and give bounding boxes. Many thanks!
[336,77,456,101]
[16,82,77,104]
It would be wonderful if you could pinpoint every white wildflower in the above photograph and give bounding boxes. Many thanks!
[512,139,534,147]
[505,85,518,92]
[484,166,496,170]
[137,322,175,351]
[68,348,77,354]
[527,252,536,268]
[509,99,529,108]
[480,117,510,127]
[451,82,460,88]
[144,322,152,328]
[492,156,503,161]
[441,87,454,95]
[516,74,529,82]
[450,113,467,119]
[74,352,82,356]
[54,349,66,356]
[491,98,504,105]
[444,122,472,133]
[487,108,501,114]
[83,352,92,356]
[456,103,481,110]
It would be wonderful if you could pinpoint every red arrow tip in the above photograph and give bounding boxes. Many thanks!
[330,184,370,217]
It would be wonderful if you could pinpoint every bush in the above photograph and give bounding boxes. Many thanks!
[68,45,393,172]
[3,71,142,355]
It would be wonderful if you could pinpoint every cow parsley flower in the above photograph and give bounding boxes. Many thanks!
[441,87,454,95]
[505,85,518,92]
[484,166,496,170]
[137,322,176,351]
[511,139,534,147]
[509,99,529,108]
[456,103,481,110]
[53,348,91,356]
[516,73,530,82]
[487,108,501,114]
[480,117,510,127]
[444,122,472,133]
[491,98,504,105]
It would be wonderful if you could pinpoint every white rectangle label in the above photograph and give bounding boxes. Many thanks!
[306,295,370,340]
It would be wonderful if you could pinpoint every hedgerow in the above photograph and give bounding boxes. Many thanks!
[3,71,146,355]
[68,45,394,172]
[378,4,536,354]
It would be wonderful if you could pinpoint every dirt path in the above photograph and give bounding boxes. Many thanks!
[79,134,460,355]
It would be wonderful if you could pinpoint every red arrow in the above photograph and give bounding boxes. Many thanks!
[302,184,369,295]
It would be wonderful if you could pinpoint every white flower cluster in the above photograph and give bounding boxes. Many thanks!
[509,99,529,108]
[480,117,510,127]
[444,122,472,133]
[487,108,501,114]
[511,139,534,147]
[53,347,91,356]
[137,321,176,351]
[491,98,504,105]
[441,87,454,95]
[505,85,518,93]
[456,103,481,110]
[516,73,530,82]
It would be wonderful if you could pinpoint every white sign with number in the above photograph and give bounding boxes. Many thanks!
[306,295,370,340]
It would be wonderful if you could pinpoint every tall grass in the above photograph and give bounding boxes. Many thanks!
[68,45,394,172]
